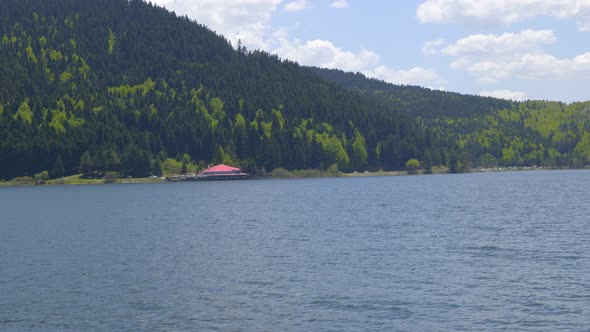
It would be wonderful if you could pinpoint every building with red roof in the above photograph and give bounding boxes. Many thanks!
[198,164,249,180]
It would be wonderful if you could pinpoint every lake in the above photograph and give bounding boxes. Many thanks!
[1,170,590,331]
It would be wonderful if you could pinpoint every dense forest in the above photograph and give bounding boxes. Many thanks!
[311,68,590,170]
[0,0,589,180]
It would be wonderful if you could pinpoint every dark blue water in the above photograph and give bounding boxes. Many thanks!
[1,170,590,331]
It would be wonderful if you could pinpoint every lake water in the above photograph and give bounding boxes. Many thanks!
[1,170,589,331]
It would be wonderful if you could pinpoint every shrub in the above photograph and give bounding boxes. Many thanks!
[103,172,118,184]
[12,176,35,185]
[292,169,323,178]
[406,159,420,175]
[271,168,292,178]
[327,163,341,176]
[34,171,49,184]
[405,159,420,169]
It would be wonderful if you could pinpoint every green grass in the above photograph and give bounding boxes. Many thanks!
[0,174,164,187]
[270,167,342,178]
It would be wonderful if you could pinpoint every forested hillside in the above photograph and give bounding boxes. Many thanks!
[0,0,588,181]
[308,67,514,119]
[0,0,448,180]
[311,68,590,170]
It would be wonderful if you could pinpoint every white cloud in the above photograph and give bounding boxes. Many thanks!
[284,0,309,12]
[422,39,446,56]
[417,0,590,31]
[463,52,590,83]
[273,38,379,72]
[441,29,555,58]
[331,0,349,9]
[479,89,528,101]
[364,65,447,87]
[150,0,282,50]
[152,0,446,87]
[429,29,590,83]
[272,37,446,87]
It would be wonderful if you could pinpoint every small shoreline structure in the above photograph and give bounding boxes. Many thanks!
[166,164,250,182]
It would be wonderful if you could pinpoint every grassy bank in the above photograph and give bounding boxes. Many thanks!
[270,166,450,179]
[0,174,164,187]
[342,167,449,177]
[2,165,578,188]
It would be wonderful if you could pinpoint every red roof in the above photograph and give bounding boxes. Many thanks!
[202,164,241,173]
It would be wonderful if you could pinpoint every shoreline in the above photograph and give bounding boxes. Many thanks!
[0,166,587,188]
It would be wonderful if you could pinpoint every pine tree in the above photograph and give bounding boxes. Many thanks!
[152,158,163,176]
[52,154,65,178]
[79,151,94,174]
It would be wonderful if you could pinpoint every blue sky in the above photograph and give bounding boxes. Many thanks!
[151,0,590,103]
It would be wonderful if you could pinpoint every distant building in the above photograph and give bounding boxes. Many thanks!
[198,164,249,180]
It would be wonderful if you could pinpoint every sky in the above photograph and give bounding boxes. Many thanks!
[150,0,590,103]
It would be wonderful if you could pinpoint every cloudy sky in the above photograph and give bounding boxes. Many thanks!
[150,0,590,103]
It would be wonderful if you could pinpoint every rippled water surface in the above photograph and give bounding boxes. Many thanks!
[1,170,590,331]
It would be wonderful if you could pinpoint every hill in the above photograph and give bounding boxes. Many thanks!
[310,67,590,169]
[0,0,448,179]
[308,67,513,119]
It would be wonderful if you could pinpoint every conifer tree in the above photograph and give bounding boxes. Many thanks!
[52,154,65,178]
